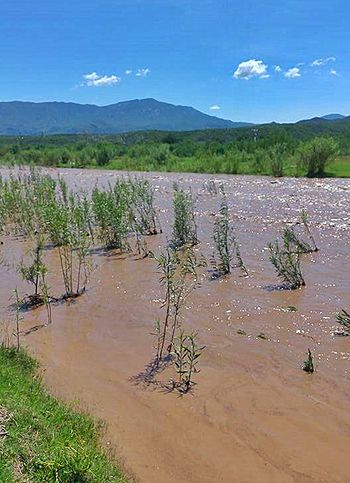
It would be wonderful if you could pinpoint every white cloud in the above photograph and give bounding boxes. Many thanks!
[284,67,301,79]
[83,72,120,87]
[209,105,220,110]
[274,65,282,72]
[311,56,336,67]
[260,74,270,79]
[136,68,151,77]
[125,69,132,75]
[233,59,268,80]
[330,69,339,76]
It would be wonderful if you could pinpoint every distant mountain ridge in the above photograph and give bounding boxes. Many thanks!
[320,114,346,121]
[0,98,251,135]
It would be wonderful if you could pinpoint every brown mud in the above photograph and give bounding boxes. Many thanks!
[1,167,350,482]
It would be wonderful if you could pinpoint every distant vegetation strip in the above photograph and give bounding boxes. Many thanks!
[0,346,127,482]
[0,122,349,177]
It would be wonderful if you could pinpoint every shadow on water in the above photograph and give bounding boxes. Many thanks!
[130,355,197,396]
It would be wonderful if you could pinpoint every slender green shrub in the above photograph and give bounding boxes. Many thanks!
[268,236,305,289]
[171,184,198,249]
[151,246,205,363]
[283,210,318,254]
[335,309,350,334]
[173,330,205,393]
[211,189,247,276]
[130,177,161,235]
[268,143,287,177]
[92,181,132,250]
[19,235,47,306]
[303,349,315,373]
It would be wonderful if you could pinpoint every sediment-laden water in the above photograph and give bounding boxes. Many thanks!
[1,167,350,483]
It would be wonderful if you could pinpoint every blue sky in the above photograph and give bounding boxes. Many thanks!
[1,0,349,123]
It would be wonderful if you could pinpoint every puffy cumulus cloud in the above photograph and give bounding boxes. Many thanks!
[284,67,301,79]
[83,72,120,87]
[125,69,132,75]
[209,105,220,110]
[311,57,336,67]
[136,68,151,77]
[233,59,268,80]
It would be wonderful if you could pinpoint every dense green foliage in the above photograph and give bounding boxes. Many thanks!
[0,117,349,177]
[0,346,126,482]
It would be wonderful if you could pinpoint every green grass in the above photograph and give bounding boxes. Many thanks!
[325,156,350,178]
[0,346,127,482]
[82,155,350,178]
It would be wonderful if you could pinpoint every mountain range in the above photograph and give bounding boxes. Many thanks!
[0,99,250,135]
[0,98,347,135]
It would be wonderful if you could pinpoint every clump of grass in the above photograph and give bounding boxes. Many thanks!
[0,346,126,482]
[171,184,198,249]
[335,309,350,335]
[268,235,305,289]
[172,330,205,393]
[303,349,315,373]
[211,189,247,277]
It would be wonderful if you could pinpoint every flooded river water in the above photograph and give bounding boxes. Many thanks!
[1,167,350,482]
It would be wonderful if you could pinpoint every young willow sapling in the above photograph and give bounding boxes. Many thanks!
[211,189,247,277]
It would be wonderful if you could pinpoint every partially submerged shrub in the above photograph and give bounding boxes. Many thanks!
[335,309,350,335]
[203,179,221,195]
[283,210,318,254]
[171,184,198,249]
[19,235,46,306]
[43,191,92,299]
[173,330,205,393]
[130,177,161,236]
[303,349,315,373]
[268,237,305,289]
[211,189,247,276]
[92,181,132,251]
[151,246,205,364]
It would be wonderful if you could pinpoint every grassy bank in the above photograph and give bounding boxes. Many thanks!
[0,346,127,482]
[2,154,349,178]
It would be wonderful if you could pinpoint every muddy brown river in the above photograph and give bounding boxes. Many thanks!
[1,167,350,483]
